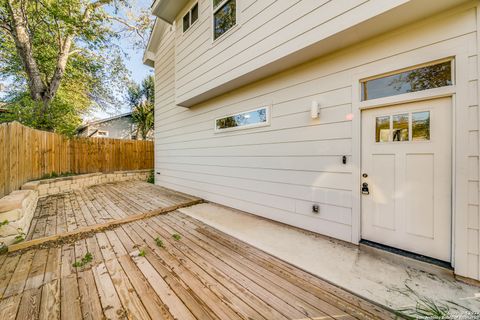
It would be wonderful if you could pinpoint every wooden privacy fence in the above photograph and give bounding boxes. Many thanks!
[0,121,154,198]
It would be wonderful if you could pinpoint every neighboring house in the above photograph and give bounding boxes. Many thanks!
[145,0,480,282]
[78,112,150,140]
[0,103,10,116]
[0,102,6,112]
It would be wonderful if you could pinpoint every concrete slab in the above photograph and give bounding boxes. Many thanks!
[179,202,480,315]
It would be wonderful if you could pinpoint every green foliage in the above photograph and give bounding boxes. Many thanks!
[394,284,472,319]
[0,0,152,135]
[0,243,7,254]
[12,233,25,244]
[172,234,181,241]
[72,252,93,268]
[138,249,147,257]
[154,237,164,248]
[128,75,154,140]
[147,170,155,184]
[0,220,8,227]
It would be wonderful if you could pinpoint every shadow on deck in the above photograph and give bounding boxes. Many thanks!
[0,181,395,320]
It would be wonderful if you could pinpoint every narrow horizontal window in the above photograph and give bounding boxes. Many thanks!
[213,0,236,40]
[361,60,453,101]
[215,107,269,131]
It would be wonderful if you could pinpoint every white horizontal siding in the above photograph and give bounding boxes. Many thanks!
[157,140,351,158]
[155,155,352,173]
[174,0,411,103]
[157,178,353,241]
[154,3,480,280]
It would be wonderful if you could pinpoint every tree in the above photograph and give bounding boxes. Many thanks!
[0,0,152,134]
[129,75,153,140]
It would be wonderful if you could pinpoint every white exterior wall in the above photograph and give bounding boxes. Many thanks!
[174,0,413,105]
[153,2,480,280]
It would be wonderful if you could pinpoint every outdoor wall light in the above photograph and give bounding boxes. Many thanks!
[311,100,320,119]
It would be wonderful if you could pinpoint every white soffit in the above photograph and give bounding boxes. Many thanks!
[152,0,190,24]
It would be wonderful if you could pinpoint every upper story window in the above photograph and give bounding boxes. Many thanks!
[183,3,199,33]
[361,60,453,101]
[213,0,236,40]
[215,106,270,132]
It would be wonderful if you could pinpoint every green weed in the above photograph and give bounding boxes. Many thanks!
[147,170,155,184]
[154,237,164,248]
[12,233,25,244]
[72,252,93,268]
[394,284,472,319]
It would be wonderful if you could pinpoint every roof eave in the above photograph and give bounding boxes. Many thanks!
[151,0,189,24]
[143,19,168,67]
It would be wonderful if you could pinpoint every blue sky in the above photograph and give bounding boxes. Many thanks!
[0,0,154,121]
[95,0,154,119]
[119,0,154,85]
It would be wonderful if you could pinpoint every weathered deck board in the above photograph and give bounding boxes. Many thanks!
[25,181,199,241]
[0,182,395,320]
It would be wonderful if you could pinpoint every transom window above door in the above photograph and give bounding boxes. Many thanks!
[375,111,430,142]
[361,59,454,101]
[213,0,236,40]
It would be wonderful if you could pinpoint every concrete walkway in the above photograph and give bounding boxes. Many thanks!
[179,203,480,316]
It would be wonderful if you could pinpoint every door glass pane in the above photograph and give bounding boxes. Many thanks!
[361,61,453,101]
[376,116,390,142]
[412,111,430,141]
[392,114,409,141]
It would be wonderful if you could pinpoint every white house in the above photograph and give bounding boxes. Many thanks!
[78,112,153,140]
[145,0,480,283]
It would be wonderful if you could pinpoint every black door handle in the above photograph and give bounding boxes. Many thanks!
[362,182,370,195]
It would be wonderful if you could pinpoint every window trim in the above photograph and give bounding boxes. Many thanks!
[360,58,455,101]
[97,130,109,137]
[212,0,237,42]
[214,106,271,133]
[183,2,199,34]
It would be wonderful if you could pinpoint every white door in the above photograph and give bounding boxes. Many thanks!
[361,98,452,262]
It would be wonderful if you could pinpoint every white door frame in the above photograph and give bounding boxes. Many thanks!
[350,42,470,270]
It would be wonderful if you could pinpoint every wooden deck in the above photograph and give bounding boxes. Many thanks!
[0,182,395,319]
[26,181,198,241]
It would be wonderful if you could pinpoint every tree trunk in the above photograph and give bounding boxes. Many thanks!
[6,0,46,101]
[47,35,73,102]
